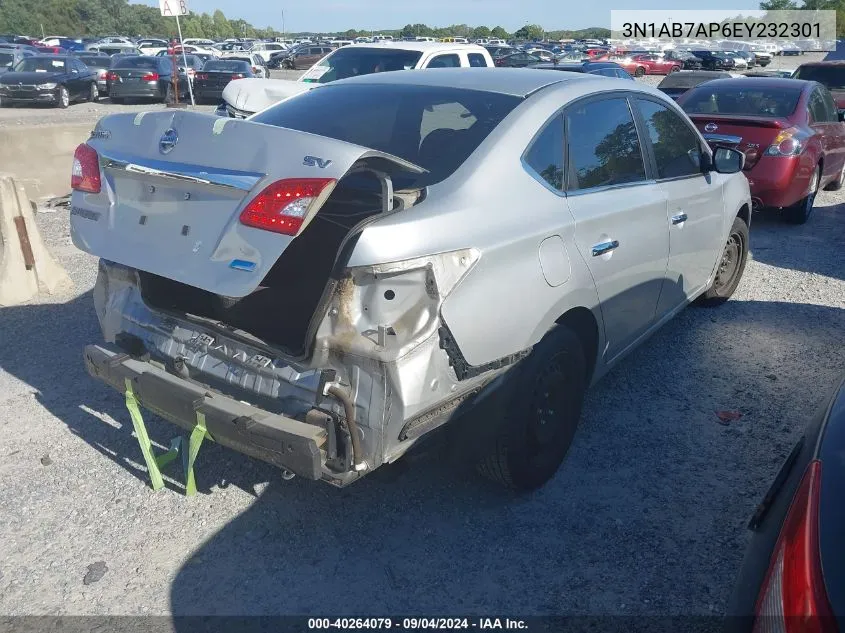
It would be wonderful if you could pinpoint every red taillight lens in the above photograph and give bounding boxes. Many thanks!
[765,128,808,157]
[140,72,159,81]
[239,178,335,236]
[71,143,101,194]
[105,71,118,81]
[753,460,834,633]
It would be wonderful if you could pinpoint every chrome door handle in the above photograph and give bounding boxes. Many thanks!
[671,213,688,225]
[591,240,619,257]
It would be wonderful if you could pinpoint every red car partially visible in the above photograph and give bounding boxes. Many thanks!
[36,46,66,54]
[630,54,681,76]
[678,77,845,224]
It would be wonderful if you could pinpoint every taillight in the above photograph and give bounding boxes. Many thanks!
[231,73,244,80]
[105,71,118,81]
[752,461,834,633]
[140,72,159,81]
[71,143,101,194]
[239,178,336,236]
[765,128,809,157]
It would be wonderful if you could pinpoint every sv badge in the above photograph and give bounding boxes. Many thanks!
[303,155,332,169]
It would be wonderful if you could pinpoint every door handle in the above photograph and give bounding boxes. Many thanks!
[671,213,688,225]
[591,240,620,257]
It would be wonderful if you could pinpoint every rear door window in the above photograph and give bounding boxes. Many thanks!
[427,54,460,68]
[809,88,829,123]
[820,87,840,122]
[565,97,647,191]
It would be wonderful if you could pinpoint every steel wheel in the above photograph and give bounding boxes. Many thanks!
[714,233,742,294]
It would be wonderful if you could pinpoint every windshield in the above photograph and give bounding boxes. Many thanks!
[113,57,158,69]
[303,47,423,84]
[793,65,845,89]
[13,57,65,72]
[682,85,801,117]
[251,84,521,186]
[204,60,249,72]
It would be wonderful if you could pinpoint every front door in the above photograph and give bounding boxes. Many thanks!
[632,96,726,315]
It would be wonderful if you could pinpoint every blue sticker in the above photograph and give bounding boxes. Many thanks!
[229,259,256,272]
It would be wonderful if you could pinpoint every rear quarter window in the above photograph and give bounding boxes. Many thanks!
[468,53,488,67]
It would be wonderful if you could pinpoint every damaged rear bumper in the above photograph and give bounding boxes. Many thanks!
[84,344,328,480]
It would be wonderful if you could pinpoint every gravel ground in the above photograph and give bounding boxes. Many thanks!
[1,55,844,620]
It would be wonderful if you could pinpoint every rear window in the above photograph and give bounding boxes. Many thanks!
[224,57,250,64]
[302,47,424,84]
[251,84,521,186]
[204,60,249,72]
[112,57,158,70]
[13,57,66,72]
[793,65,845,90]
[681,85,802,117]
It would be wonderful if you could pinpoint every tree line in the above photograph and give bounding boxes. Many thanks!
[0,0,609,42]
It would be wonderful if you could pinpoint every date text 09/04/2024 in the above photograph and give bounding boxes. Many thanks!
[307,618,528,630]
[620,21,822,39]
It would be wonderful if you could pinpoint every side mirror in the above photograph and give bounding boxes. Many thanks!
[712,147,744,174]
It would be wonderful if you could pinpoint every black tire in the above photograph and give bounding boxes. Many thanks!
[56,85,69,109]
[824,160,845,192]
[477,326,587,491]
[88,82,98,102]
[784,164,819,224]
[635,66,646,77]
[670,65,680,72]
[696,216,749,307]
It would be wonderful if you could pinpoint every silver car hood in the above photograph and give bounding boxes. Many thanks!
[221,78,312,115]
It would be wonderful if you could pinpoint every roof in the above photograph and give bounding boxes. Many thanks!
[529,61,620,71]
[344,41,487,53]
[691,77,812,90]
[318,67,598,97]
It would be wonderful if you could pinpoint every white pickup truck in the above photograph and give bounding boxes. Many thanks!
[216,41,495,118]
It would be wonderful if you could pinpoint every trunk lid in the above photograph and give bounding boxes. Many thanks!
[688,114,790,170]
[70,110,423,298]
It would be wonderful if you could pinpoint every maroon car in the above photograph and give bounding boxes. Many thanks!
[678,78,845,224]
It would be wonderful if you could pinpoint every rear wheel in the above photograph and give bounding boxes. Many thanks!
[56,85,69,109]
[635,66,646,77]
[784,165,819,224]
[696,216,749,306]
[477,327,587,491]
[88,82,98,102]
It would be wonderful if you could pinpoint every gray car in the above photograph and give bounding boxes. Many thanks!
[69,68,752,490]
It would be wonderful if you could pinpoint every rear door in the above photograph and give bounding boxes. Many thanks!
[70,110,423,299]
[563,95,670,361]
[633,96,726,312]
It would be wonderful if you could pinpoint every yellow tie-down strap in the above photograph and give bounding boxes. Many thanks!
[124,378,212,496]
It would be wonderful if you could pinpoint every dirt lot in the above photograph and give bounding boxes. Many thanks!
[0,54,843,620]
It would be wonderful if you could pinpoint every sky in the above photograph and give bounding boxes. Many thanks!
[144,0,767,33]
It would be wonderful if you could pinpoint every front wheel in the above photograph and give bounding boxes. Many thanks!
[88,82,98,102]
[696,216,749,307]
[784,165,819,224]
[670,65,680,72]
[56,85,69,109]
[477,326,587,491]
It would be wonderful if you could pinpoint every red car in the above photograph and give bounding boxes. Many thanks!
[678,77,845,224]
[630,54,682,76]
